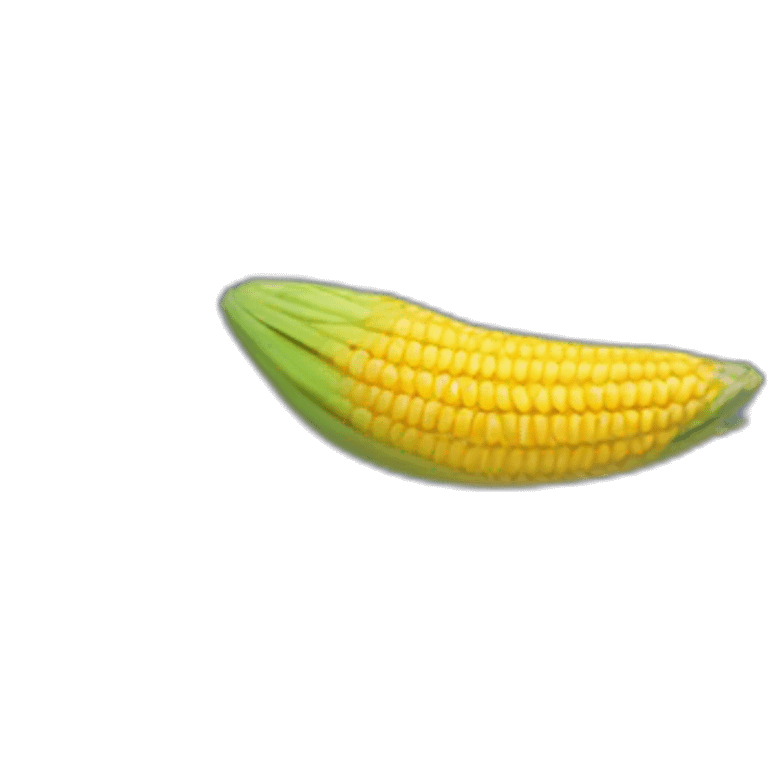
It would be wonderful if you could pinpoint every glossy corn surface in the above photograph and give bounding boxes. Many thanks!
[221,279,763,486]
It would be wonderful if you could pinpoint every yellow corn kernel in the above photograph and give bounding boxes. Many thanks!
[406,397,425,427]
[496,383,512,411]
[371,415,392,442]
[523,448,540,476]
[416,432,436,459]
[505,448,524,476]
[637,379,653,407]
[421,400,441,431]
[674,374,697,404]
[381,363,399,390]
[415,371,433,399]
[652,380,668,406]
[479,381,496,410]
[469,412,487,445]
[518,415,535,446]
[437,405,456,433]
[551,414,568,443]
[391,394,410,422]
[501,413,518,445]
[453,408,473,438]
[389,421,406,445]
[610,362,628,382]
[393,317,411,337]
[399,365,416,395]
[433,437,451,465]
[400,426,420,452]
[447,439,465,469]
[568,446,586,473]
[460,378,478,408]
[426,323,443,344]
[559,360,577,384]
[512,385,532,412]
[577,361,592,381]
[543,361,559,386]
[410,321,427,341]
[586,386,604,411]
[481,355,496,378]
[530,414,547,445]
[624,410,640,437]
[349,381,368,406]
[485,413,503,445]
[374,389,394,414]
[549,343,565,361]
[466,352,482,376]
[612,440,629,463]
[443,378,461,406]
[595,443,612,466]
[422,344,439,370]
[475,445,494,475]
[533,387,551,414]
[551,385,568,412]
[581,411,596,443]
[449,350,467,376]
[404,340,422,367]
[463,446,483,473]
[433,373,451,399]
[349,349,369,377]
[569,386,587,412]
[620,381,637,408]
[554,446,571,474]
[591,364,609,384]
[580,446,596,472]
[540,448,556,475]
[604,382,620,410]
[595,411,611,442]
[684,399,701,421]
[489,446,507,474]
[568,414,581,445]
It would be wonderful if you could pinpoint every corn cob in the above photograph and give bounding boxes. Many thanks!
[220,279,763,486]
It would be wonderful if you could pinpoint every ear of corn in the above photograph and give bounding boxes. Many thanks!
[221,279,763,486]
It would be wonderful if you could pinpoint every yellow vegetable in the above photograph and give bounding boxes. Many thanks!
[220,279,763,486]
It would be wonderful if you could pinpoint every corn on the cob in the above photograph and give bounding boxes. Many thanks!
[220,279,763,486]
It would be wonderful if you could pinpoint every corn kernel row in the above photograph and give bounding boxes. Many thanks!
[364,300,705,365]
[337,336,710,384]
[339,369,715,413]
[347,395,698,448]
[350,412,676,480]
